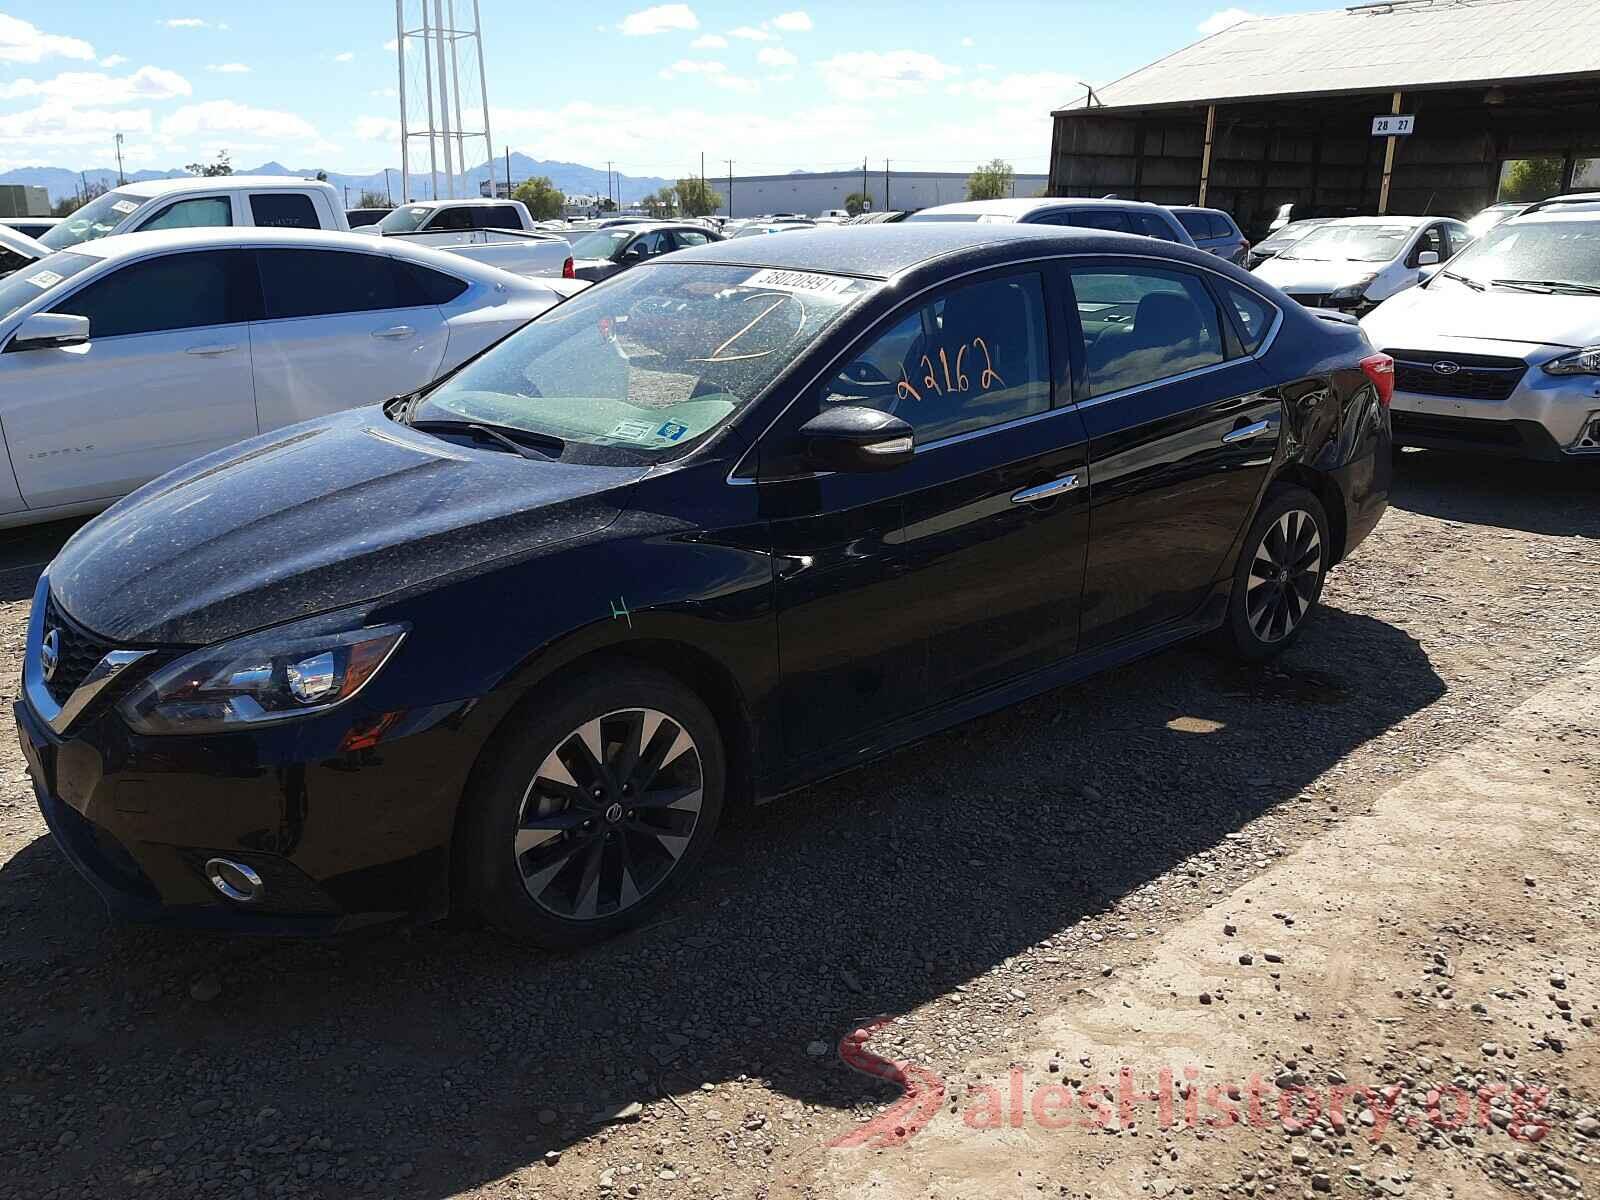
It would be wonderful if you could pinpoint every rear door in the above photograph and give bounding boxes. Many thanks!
[0,249,258,509]
[248,247,449,430]
[1069,259,1281,648]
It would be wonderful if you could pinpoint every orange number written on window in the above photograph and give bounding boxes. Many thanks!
[896,338,1005,403]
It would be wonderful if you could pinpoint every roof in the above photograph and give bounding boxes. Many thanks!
[1059,0,1600,112]
[114,175,337,197]
[663,221,1212,280]
[403,197,524,208]
[909,197,1166,219]
[1314,215,1436,227]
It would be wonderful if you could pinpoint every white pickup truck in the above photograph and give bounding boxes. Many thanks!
[42,180,574,279]
[367,198,574,279]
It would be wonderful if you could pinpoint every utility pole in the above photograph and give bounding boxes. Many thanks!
[606,161,613,210]
[504,145,511,198]
[114,133,125,185]
[384,168,394,205]
[726,159,734,218]
[862,156,869,209]
[884,159,890,212]
[700,150,706,217]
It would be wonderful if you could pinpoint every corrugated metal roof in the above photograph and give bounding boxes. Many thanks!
[1059,0,1600,113]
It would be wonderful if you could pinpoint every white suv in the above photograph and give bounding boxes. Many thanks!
[1362,199,1600,461]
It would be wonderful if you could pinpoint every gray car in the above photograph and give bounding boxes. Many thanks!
[568,222,723,282]
[1170,206,1250,265]
[905,197,1196,245]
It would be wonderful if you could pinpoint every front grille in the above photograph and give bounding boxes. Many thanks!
[1388,349,1527,402]
[1391,411,1523,447]
[41,593,118,706]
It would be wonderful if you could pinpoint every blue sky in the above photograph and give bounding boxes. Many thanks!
[0,2,1304,178]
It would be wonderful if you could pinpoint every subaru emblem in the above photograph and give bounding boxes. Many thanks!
[40,627,61,683]
[1432,360,1462,376]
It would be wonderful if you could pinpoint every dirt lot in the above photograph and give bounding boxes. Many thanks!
[0,450,1596,1200]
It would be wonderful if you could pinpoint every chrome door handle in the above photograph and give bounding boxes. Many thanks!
[1222,419,1270,445]
[372,325,416,340]
[1011,473,1083,504]
[185,343,238,357]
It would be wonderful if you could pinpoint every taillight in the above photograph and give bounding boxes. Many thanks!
[1360,352,1394,408]
[562,257,574,279]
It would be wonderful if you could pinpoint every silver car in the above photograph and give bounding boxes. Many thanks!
[1361,199,1600,461]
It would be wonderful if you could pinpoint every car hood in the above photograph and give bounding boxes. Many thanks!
[1253,257,1390,291]
[1362,282,1600,350]
[47,408,647,646]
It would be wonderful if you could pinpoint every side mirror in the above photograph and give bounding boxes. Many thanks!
[8,312,90,352]
[1417,250,1440,266]
[799,406,914,473]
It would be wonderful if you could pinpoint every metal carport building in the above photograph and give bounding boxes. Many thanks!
[1047,0,1600,233]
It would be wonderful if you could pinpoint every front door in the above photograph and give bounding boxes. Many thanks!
[248,247,449,430]
[1068,260,1280,649]
[0,248,258,510]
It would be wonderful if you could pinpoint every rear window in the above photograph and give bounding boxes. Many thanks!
[401,260,470,305]
[250,193,321,229]
[258,249,422,318]
[1176,211,1211,238]
[1062,210,1135,234]
[476,205,523,229]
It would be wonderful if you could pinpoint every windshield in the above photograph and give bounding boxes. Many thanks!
[1434,219,1600,289]
[1281,224,1414,262]
[377,205,434,234]
[410,262,878,460]
[1258,222,1324,251]
[1466,205,1522,239]
[571,229,633,258]
[39,190,146,250]
[0,251,99,324]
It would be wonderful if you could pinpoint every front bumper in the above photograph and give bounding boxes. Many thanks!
[16,579,486,933]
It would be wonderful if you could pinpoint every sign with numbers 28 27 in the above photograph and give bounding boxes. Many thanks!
[1372,114,1416,137]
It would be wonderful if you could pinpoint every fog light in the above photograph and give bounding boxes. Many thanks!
[204,857,265,904]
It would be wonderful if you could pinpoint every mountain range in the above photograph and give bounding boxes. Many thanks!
[0,153,674,206]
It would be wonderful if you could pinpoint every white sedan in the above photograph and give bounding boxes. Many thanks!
[0,228,572,529]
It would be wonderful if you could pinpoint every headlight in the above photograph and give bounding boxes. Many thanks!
[1543,347,1600,376]
[1328,275,1378,304]
[118,614,408,735]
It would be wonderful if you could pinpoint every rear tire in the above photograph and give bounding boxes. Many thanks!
[1222,485,1330,661]
[464,663,725,948]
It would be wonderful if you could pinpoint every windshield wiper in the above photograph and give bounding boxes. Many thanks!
[1492,278,1600,296]
[1439,269,1485,292]
[408,418,565,461]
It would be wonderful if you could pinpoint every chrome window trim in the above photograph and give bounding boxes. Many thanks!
[727,250,1285,484]
[23,574,154,736]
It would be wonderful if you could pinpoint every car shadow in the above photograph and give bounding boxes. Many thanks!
[1391,448,1600,538]
[0,516,88,603]
[0,603,1443,1197]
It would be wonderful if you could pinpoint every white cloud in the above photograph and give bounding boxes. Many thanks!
[354,115,401,142]
[619,4,698,35]
[382,38,398,52]
[0,13,95,63]
[818,50,957,101]
[661,58,759,94]
[333,51,355,63]
[162,17,208,28]
[0,66,192,105]
[771,11,812,32]
[206,62,250,73]
[0,101,153,150]
[100,53,128,67]
[1199,8,1258,34]
[162,100,323,144]
[960,36,975,48]
[728,25,774,40]
[690,33,727,48]
[370,86,397,98]
[757,47,797,67]
[949,71,1079,106]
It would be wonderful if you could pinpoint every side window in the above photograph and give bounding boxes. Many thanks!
[250,193,320,229]
[257,249,413,319]
[138,196,233,232]
[476,205,522,229]
[1206,214,1233,240]
[1446,223,1474,256]
[1064,210,1134,234]
[1134,213,1182,242]
[672,229,711,248]
[1176,211,1211,240]
[1413,225,1446,265]
[50,250,254,338]
[1071,266,1226,397]
[399,261,470,305]
[1220,283,1276,355]
[427,206,475,232]
[822,273,1052,444]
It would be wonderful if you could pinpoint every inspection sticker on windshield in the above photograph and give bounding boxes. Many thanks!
[110,200,139,215]
[23,270,62,289]
[743,268,858,299]
[608,419,656,441]
[657,421,688,442]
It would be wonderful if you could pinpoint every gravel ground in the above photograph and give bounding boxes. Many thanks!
[0,449,1595,1200]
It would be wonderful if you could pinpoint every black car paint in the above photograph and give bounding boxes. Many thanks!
[570,222,724,283]
[18,224,1390,931]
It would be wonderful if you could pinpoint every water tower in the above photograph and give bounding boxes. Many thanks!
[393,0,493,201]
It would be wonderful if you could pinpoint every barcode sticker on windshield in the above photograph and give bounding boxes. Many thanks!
[23,270,62,289]
[743,268,858,299]
[110,200,139,215]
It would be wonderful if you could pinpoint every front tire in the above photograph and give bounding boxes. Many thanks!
[1222,485,1330,661]
[465,663,725,948]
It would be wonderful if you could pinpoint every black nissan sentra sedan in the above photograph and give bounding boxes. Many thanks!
[17,224,1392,946]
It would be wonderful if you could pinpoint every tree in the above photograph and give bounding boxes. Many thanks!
[675,176,723,218]
[598,197,617,213]
[1500,157,1563,204]
[512,176,565,220]
[186,149,233,177]
[844,191,871,217]
[642,188,676,218]
[358,190,390,208]
[967,158,1015,202]
[53,180,107,216]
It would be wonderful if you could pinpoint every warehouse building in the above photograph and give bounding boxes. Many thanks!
[723,169,1049,219]
[1048,0,1600,235]
[0,184,49,219]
